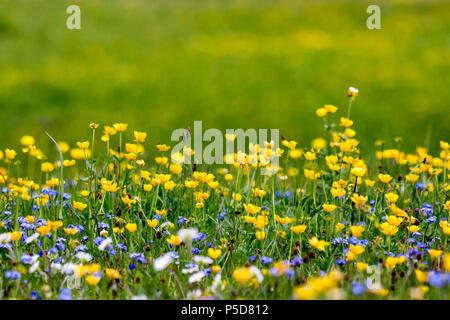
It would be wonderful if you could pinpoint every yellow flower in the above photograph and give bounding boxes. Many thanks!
[312,138,326,150]
[208,248,222,259]
[243,203,261,215]
[349,245,365,256]
[386,215,403,226]
[125,223,137,233]
[415,269,428,283]
[106,268,121,279]
[275,214,295,224]
[378,222,398,236]
[406,174,419,183]
[164,180,176,191]
[143,184,153,192]
[77,141,90,149]
[5,149,17,160]
[308,237,330,251]
[322,204,337,213]
[255,231,265,240]
[324,104,338,113]
[37,225,51,235]
[147,219,158,228]
[170,164,182,175]
[113,123,128,132]
[73,201,87,211]
[316,108,327,117]
[356,262,368,272]
[349,225,365,238]
[58,141,70,153]
[365,179,375,187]
[80,190,90,197]
[10,231,23,241]
[351,194,367,208]
[134,131,147,142]
[335,223,345,231]
[290,225,307,234]
[385,192,399,203]
[89,123,99,129]
[47,220,63,230]
[232,192,242,202]
[444,253,450,272]
[385,256,406,268]
[64,228,79,235]
[157,144,171,152]
[428,249,443,259]
[282,140,297,150]
[408,225,420,233]
[378,173,392,184]
[304,151,316,161]
[20,135,35,146]
[167,235,182,246]
[156,209,167,216]
[85,275,101,286]
[331,187,346,198]
[340,117,353,128]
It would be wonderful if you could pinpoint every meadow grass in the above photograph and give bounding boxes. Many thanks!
[0,89,449,300]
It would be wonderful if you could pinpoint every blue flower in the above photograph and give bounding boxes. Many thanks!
[20,254,35,264]
[415,183,425,191]
[59,288,72,300]
[275,190,282,198]
[428,272,446,288]
[115,243,128,251]
[5,270,21,279]
[193,233,207,242]
[426,216,437,224]
[351,281,366,296]
[336,259,346,266]
[249,255,256,262]
[261,256,273,264]
[291,256,303,266]
[284,191,291,199]
[177,216,188,224]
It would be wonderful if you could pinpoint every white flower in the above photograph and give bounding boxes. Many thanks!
[177,228,198,245]
[51,262,62,271]
[249,266,263,283]
[160,222,172,229]
[0,233,11,243]
[29,261,39,273]
[76,252,92,262]
[182,264,199,274]
[132,295,147,300]
[98,237,112,251]
[61,263,77,275]
[186,289,202,299]
[211,273,222,292]
[193,255,213,265]
[25,233,39,244]
[153,253,174,271]
[188,271,206,284]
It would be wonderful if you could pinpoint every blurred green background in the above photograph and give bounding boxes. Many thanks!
[0,0,449,155]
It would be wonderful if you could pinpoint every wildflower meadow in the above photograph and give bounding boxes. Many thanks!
[0,87,449,301]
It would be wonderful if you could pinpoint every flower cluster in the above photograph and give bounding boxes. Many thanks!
[0,89,449,300]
